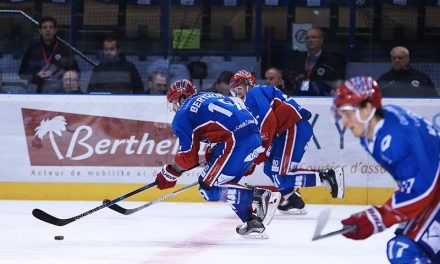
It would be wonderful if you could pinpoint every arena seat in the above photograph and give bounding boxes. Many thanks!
[125,2,161,39]
[252,0,289,41]
[210,0,246,40]
[293,0,331,28]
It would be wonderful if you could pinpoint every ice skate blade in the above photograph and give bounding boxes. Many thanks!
[239,232,269,239]
[263,192,281,226]
[278,208,308,215]
[334,167,345,199]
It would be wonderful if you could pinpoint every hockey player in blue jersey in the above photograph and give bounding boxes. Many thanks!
[155,79,281,238]
[229,70,345,215]
[333,76,439,263]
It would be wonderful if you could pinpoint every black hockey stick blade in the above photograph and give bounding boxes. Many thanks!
[312,209,356,241]
[105,181,199,215]
[32,209,75,226]
[32,181,158,226]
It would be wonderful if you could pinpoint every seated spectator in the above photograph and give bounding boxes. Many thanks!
[0,71,6,93]
[284,28,346,96]
[377,46,438,97]
[205,71,234,95]
[264,67,284,90]
[62,70,83,94]
[147,71,168,94]
[88,37,144,94]
[18,16,78,94]
[147,58,190,85]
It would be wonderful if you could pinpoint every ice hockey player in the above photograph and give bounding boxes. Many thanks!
[229,70,345,215]
[333,76,439,263]
[155,79,281,238]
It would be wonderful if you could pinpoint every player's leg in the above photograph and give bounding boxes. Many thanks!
[274,121,344,199]
[199,133,280,238]
[263,124,310,214]
[198,183,280,239]
[235,187,280,238]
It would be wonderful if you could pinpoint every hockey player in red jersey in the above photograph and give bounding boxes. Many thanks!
[333,76,439,263]
[230,70,345,215]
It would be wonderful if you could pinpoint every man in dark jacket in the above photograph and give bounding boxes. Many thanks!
[205,71,234,95]
[18,16,78,94]
[284,28,346,96]
[377,46,438,97]
[88,37,144,94]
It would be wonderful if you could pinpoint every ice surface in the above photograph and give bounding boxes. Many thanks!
[0,201,394,264]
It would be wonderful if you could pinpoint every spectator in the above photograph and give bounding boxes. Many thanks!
[147,58,190,85]
[88,37,144,94]
[377,46,438,97]
[18,16,78,94]
[147,71,168,94]
[0,71,6,93]
[62,70,83,94]
[264,67,284,90]
[206,71,234,95]
[284,28,346,96]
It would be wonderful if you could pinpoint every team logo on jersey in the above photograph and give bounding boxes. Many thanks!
[381,135,392,152]
[317,68,326,76]
[54,54,62,61]
[411,80,420,87]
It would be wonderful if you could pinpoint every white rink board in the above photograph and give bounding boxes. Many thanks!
[0,94,439,188]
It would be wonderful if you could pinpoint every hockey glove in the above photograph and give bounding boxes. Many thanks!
[156,165,181,190]
[341,207,385,240]
[299,108,312,121]
[244,163,256,176]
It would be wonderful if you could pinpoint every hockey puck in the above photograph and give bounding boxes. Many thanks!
[54,235,64,240]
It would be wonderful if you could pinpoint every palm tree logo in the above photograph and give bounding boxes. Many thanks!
[34,116,67,160]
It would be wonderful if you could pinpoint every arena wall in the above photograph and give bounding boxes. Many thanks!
[1,95,439,205]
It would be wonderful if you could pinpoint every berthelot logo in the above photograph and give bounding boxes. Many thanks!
[22,108,178,166]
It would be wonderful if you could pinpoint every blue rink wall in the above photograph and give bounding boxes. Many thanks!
[0,95,439,205]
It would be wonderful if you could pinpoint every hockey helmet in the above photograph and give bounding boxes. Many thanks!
[332,76,382,122]
[167,79,197,111]
[229,70,256,89]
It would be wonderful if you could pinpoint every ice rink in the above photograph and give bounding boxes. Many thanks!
[0,200,395,264]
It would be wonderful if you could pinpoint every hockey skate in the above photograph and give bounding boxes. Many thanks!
[236,219,268,239]
[277,189,307,215]
[319,167,345,198]
[236,188,280,239]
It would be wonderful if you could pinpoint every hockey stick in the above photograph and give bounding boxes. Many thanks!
[311,209,356,241]
[32,181,158,226]
[105,181,199,215]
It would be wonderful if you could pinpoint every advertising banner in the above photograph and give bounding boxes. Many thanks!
[1,95,439,190]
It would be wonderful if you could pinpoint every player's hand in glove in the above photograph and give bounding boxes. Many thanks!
[341,207,385,240]
[299,108,312,120]
[156,165,181,190]
[244,163,256,176]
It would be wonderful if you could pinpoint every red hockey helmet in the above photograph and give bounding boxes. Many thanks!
[167,79,197,111]
[334,76,382,110]
[332,76,382,123]
[229,70,256,90]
